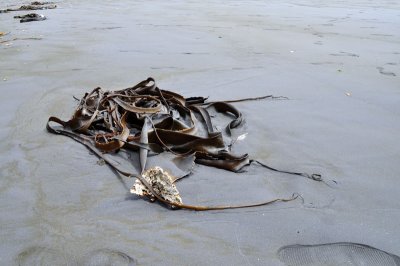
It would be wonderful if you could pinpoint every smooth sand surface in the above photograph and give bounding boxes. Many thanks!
[1,0,399,265]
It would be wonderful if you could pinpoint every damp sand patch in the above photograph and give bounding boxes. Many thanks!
[278,242,400,266]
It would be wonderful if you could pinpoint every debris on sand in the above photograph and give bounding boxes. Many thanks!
[131,167,183,206]
[30,1,55,5]
[14,13,46,23]
[47,77,323,211]
[0,2,56,13]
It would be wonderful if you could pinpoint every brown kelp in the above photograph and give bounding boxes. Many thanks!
[47,77,322,210]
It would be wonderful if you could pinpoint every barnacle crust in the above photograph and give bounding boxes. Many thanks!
[130,167,182,204]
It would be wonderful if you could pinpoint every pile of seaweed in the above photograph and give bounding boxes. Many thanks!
[47,78,323,210]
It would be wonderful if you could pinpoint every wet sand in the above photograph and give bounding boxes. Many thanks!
[1,0,399,265]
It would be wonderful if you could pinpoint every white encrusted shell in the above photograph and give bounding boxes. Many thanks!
[130,166,182,204]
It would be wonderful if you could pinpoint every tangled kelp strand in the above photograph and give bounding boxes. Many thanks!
[47,77,324,210]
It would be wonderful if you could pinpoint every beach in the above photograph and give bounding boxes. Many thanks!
[0,0,399,265]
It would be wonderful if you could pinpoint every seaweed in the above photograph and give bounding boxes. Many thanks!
[47,77,322,210]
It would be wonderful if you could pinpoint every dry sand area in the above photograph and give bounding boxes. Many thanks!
[1,0,400,265]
